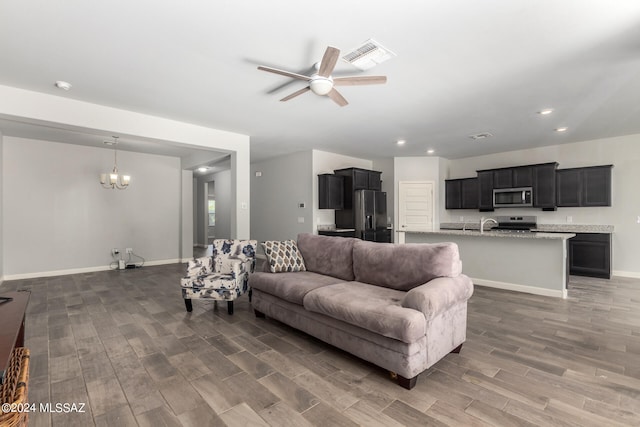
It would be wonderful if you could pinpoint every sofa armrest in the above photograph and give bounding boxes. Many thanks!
[401,275,473,320]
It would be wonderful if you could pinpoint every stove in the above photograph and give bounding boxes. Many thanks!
[490,215,537,233]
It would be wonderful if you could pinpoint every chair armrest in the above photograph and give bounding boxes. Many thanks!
[186,256,213,277]
[401,275,473,320]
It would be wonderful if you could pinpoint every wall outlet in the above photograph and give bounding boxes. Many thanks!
[298,202,305,208]
[255,171,262,177]
[566,216,573,223]
[297,217,305,223]
[126,248,133,254]
[112,248,120,257]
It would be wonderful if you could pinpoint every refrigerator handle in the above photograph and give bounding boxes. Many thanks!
[366,215,373,229]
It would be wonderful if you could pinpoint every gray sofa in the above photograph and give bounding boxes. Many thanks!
[249,233,473,389]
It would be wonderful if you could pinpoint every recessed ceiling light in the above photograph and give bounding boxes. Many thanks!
[55,80,72,91]
[197,167,208,172]
[426,149,435,155]
[396,139,406,146]
[555,127,568,132]
[538,108,554,115]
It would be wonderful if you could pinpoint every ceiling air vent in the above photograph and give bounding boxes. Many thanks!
[342,39,396,71]
[469,132,493,140]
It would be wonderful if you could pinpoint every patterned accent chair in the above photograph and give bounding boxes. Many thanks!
[181,239,257,314]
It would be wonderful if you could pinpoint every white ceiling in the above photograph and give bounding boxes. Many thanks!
[1,1,640,163]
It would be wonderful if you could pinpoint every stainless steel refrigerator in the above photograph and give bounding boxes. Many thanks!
[354,189,389,242]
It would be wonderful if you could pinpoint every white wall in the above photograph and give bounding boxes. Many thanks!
[312,150,373,229]
[251,151,313,243]
[2,137,181,277]
[440,134,640,276]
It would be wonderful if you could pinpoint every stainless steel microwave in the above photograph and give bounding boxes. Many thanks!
[493,187,533,208]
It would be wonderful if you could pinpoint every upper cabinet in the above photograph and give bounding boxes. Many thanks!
[532,163,558,210]
[334,167,382,211]
[445,178,478,209]
[556,165,612,207]
[318,174,344,210]
[477,170,495,211]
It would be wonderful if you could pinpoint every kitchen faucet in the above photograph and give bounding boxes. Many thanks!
[480,217,498,234]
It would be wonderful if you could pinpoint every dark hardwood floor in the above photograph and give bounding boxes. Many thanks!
[1,259,639,426]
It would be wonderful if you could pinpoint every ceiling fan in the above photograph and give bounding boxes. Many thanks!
[257,46,387,107]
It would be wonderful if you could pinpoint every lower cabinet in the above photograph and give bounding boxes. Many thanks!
[569,233,611,279]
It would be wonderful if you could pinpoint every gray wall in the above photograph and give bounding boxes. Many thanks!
[251,151,313,243]
[2,136,182,277]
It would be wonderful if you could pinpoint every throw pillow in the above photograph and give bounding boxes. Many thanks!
[262,240,307,273]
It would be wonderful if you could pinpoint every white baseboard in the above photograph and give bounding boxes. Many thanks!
[2,259,182,281]
[473,277,566,299]
[612,270,640,279]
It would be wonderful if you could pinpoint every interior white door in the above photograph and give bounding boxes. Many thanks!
[398,181,434,233]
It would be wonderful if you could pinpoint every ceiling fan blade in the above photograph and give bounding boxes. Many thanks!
[327,88,348,107]
[280,86,311,102]
[318,46,340,77]
[333,76,387,86]
[267,65,317,94]
[257,66,312,82]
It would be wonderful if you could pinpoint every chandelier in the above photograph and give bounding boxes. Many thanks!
[100,136,131,190]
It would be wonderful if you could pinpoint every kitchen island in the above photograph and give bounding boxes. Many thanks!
[403,229,575,298]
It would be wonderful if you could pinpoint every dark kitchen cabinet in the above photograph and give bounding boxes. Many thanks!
[491,166,533,189]
[349,168,381,191]
[532,163,558,209]
[556,165,612,207]
[493,169,513,189]
[318,174,344,210]
[513,166,533,187]
[569,233,611,279]
[445,178,478,209]
[477,171,494,211]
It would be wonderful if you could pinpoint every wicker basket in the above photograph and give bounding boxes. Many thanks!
[0,347,30,427]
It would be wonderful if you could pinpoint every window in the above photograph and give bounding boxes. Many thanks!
[208,199,216,226]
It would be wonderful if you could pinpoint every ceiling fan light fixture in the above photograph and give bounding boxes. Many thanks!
[309,77,333,96]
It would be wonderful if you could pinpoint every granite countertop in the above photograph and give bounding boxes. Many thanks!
[412,229,575,240]
[440,222,614,233]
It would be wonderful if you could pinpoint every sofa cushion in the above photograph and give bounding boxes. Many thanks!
[352,240,462,291]
[262,240,306,273]
[303,282,426,344]
[297,233,356,281]
[249,271,345,305]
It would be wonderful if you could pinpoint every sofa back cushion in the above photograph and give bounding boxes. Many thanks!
[353,240,462,291]
[296,233,356,281]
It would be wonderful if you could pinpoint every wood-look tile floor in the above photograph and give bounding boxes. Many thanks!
[2,261,640,426]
